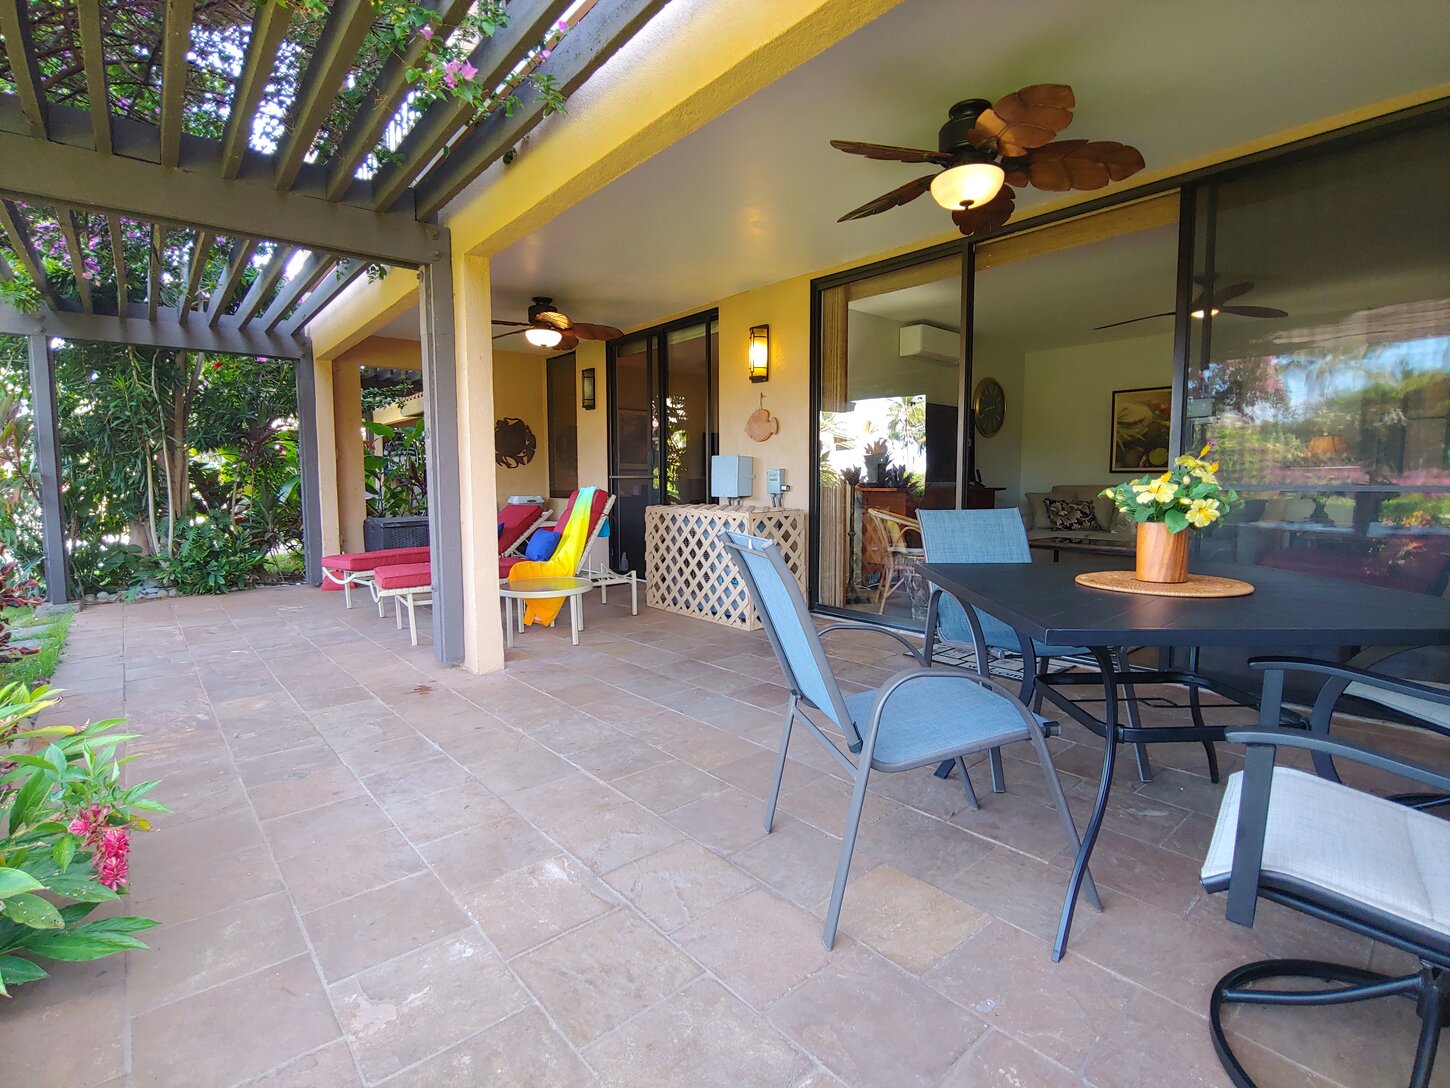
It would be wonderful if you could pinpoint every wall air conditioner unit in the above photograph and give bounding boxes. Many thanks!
[898,323,959,366]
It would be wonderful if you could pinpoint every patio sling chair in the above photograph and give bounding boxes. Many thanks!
[1201,659,1450,1088]
[720,529,1099,950]
[916,508,1162,787]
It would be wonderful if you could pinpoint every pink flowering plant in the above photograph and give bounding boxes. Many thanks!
[0,683,166,995]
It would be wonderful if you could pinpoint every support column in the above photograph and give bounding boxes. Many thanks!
[451,251,505,674]
[26,335,68,605]
[295,345,324,585]
[419,249,467,665]
[332,361,367,554]
[312,356,342,558]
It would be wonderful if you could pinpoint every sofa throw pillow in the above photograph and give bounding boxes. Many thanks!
[1024,491,1053,530]
[523,530,562,562]
[1043,498,1104,533]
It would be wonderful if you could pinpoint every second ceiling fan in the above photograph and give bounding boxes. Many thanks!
[1094,275,1289,331]
[492,297,623,351]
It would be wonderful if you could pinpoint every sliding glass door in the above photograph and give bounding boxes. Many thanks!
[607,313,718,575]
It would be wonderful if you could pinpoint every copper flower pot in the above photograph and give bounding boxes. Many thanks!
[1136,521,1189,583]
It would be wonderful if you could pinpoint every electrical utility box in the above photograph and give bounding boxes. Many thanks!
[710,455,755,500]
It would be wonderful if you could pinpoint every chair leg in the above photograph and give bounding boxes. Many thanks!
[1117,649,1153,783]
[763,705,795,833]
[1033,656,1049,714]
[988,747,1006,793]
[343,578,353,609]
[822,760,873,950]
[407,596,419,646]
[1027,726,1102,916]
[957,756,979,810]
[1187,647,1221,783]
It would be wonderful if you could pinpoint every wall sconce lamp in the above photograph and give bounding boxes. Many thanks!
[581,367,596,411]
[748,324,770,383]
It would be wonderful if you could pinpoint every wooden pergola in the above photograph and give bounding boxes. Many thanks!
[0,0,666,661]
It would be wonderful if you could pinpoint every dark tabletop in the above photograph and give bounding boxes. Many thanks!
[920,556,1450,649]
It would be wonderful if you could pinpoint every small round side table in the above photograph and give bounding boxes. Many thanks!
[499,576,593,647]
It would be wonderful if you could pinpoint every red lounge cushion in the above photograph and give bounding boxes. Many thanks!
[498,503,545,551]
[499,556,524,578]
[373,562,432,590]
[322,546,431,572]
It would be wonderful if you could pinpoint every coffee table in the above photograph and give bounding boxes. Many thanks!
[1028,536,1134,563]
[500,576,592,647]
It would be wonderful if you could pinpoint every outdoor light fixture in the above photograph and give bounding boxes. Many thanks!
[581,368,596,410]
[748,325,770,383]
[524,326,565,349]
[929,161,1005,212]
[1190,307,1221,319]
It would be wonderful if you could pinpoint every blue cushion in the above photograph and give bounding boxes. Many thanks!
[524,530,561,562]
[844,672,1035,771]
[497,520,505,536]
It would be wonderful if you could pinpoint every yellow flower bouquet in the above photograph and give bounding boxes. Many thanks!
[1101,445,1240,535]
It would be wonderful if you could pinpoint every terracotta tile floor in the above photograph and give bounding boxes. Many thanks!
[7,585,1446,1088]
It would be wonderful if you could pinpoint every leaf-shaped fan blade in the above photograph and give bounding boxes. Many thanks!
[1093,312,1173,331]
[952,186,1015,238]
[830,139,951,165]
[1209,281,1255,305]
[556,333,580,352]
[971,84,1075,157]
[491,319,530,327]
[1024,141,1145,192]
[838,174,937,222]
[534,310,571,331]
[568,322,624,341]
[1221,305,1288,319]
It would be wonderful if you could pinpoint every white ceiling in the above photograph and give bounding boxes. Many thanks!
[480,0,1449,333]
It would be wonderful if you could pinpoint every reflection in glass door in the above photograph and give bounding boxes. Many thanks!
[607,313,718,575]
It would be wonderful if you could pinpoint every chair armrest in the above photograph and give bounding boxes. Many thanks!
[816,623,925,665]
[1224,727,1450,795]
[1249,657,1450,708]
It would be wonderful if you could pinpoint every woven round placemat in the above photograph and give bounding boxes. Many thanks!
[1075,570,1255,598]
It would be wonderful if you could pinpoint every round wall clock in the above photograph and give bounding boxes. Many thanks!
[973,377,1006,437]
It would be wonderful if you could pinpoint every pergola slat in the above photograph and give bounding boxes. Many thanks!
[0,1,49,138]
[178,229,215,320]
[208,237,258,327]
[273,0,375,191]
[235,244,296,327]
[369,0,575,213]
[323,0,474,202]
[280,258,366,336]
[413,0,669,219]
[55,207,95,313]
[147,224,165,320]
[259,253,335,332]
[77,0,112,154]
[159,0,197,168]
[220,1,293,180]
[107,216,130,309]
[0,200,60,309]
[0,300,303,357]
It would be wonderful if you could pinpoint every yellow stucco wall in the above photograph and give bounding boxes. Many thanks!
[492,350,550,504]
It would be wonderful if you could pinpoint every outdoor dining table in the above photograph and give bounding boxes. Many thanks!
[919,556,1450,961]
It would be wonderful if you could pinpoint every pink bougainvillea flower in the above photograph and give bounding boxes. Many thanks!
[419,23,434,40]
[442,58,463,89]
[460,61,478,82]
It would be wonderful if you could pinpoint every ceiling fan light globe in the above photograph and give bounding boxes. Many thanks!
[1190,307,1221,320]
[930,162,1006,211]
[525,327,565,348]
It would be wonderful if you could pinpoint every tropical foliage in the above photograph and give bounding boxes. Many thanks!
[363,417,428,518]
[0,683,164,995]
[1103,445,1241,534]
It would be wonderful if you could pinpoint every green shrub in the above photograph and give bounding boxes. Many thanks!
[157,517,267,595]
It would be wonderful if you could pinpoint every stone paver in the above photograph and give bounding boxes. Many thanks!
[7,584,1428,1087]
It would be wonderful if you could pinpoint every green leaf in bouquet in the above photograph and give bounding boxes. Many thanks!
[52,835,76,873]
[0,867,44,899]
[1165,508,1190,534]
[42,873,118,902]
[2,893,64,929]
[0,953,47,994]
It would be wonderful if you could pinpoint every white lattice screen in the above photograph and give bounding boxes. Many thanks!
[644,505,808,630]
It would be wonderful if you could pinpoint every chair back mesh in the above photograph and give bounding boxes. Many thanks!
[917,509,1030,649]
[720,530,848,729]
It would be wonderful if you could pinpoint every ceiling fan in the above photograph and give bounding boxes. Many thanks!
[492,297,623,351]
[1093,275,1289,331]
[831,84,1145,237]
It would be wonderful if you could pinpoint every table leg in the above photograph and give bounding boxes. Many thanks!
[504,598,514,649]
[569,595,580,646]
[630,573,639,616]
[1053,645,1120,962]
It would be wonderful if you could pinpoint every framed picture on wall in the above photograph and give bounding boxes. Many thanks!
[1110,386,1172,472]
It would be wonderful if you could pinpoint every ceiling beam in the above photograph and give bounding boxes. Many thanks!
[159,0,197,167]
[220,1,292,180]
[0,301,303,358]
[370,0,574,213]
[0,98,445,266]
[55,208,94,313]
[178,229,214,320]
[235,245,296,327]
[207,238,258,327]
[77,0,111,154]
[413,0,669,219]
[0,1,48,138]
[323,0,474,201]
[273,0,374,191]
[259,253,335,332]
[147,224,164,321]
[107,216,130,309]
[280,259,367,336]
[0,200,60,309]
